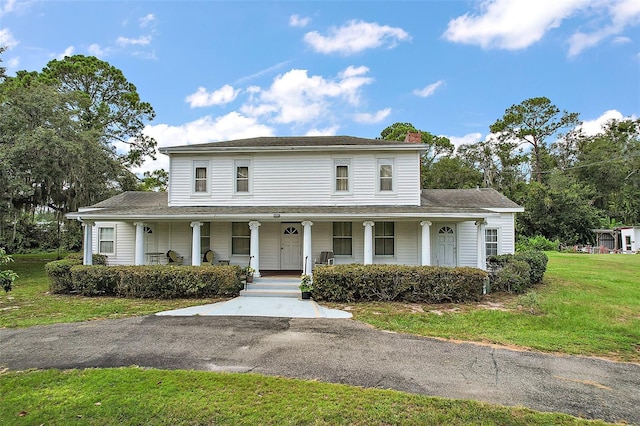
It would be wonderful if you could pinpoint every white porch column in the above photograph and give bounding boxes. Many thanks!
[363,221,374,265]
[191,221,203,266]
[476,219,487,270]
[420,221,432,266]
[134,222,145,265]
[82,220,94,265]
[249,221,261,277]
[302,221,313,275]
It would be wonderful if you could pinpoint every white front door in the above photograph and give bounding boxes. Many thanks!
[436,225,456,267]
[281,224,302,270]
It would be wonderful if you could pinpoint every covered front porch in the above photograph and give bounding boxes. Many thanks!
[80,217,493,273]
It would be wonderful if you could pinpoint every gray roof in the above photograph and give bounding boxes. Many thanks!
[159,136,424,153]
[71,188,522,220]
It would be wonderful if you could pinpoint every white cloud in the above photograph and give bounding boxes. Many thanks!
[132,112,274,175]
[7,56,19,68]
[0,28,19,48]
[88,43,108,57]
[612,36,631,44]
[446,132,483,150]
[443,0,588,50]
[55,45,75,59]
[116,35,152,46]
[353,108,391,124]
[139,13,155,28]
[0,0,16,16]
[305,126,340,136]
[185,84,240,108]
[568,0,640,56]
[289,14,310,28]
[413,80,444,98]
[240,66,374,125]
[233,60,293,85]
[577,110,630,136]
[304,20,410,55]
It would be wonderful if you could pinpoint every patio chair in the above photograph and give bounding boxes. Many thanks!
[166,250,183,265]
[315,251,335,265]
[203,250,214,264]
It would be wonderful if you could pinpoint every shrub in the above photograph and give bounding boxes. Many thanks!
[312,264,486,303]
[65,252,108,265]
[514,251,548,285]
[491,259,531,293]
[70,265,120,296]
[45,258,82,293]
[516,235,559,252]
[116,265,242,299]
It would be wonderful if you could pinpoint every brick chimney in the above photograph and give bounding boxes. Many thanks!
[404,131,421,143]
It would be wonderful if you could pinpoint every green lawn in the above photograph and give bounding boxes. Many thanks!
[346,252,640,362]
[0,253,222,328]
[0,367,607,425]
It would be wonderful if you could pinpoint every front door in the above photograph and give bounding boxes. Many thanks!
[436,225,456,267]
[281,224,302,270]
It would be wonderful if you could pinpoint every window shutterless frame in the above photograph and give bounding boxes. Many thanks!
[192,160,209,194]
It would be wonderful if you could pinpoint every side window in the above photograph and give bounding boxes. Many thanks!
[485,228,498,256]
[193,161,209,194]
[235,160,251,194]
[333,222,353,255]
[232,222,250,255]
[378,159,393,192]
[374,221,394,255]
[98,227,115,254]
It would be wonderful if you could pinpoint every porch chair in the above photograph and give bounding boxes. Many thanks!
[315,251,335,265]
[166,250,183,265]
[203,250,214,264]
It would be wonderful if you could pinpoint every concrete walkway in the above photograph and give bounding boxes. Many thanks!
[156,296,352,319]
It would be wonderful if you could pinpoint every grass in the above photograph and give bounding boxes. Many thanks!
[2,252,639,361]
[0,367,608,425]
[0,253,222,328]
[341,252,640,362]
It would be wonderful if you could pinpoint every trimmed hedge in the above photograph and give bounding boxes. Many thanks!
[46,262,243,299]
[487,250,548,293]
[312,264,487,303]
[65,252,108,265]
[115,265,241,299]
[45,258,82,294]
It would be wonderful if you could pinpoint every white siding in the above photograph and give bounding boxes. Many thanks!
[487,213,517,255]
[168,151,421,207]
[393,221,419,265]
[457,221,477,267]
[92,221,134,265]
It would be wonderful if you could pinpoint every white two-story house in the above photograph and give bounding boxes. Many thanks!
[68,135,523,275]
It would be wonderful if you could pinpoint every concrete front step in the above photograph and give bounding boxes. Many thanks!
[241,279,301,298]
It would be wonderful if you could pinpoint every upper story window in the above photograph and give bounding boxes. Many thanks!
[193,161,209,194]
[334,159,351,193]
[485,228,498,257]
[235,160,251,194]
[378,158,394,192]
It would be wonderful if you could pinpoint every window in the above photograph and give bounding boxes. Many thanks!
[193,161,208,193]
[232,222,250,255]
[485,228,498,257]
[334,159,350,193]
[374,222,394,256]
[378,159,393,191]
[98,227,115,254]
[201,222,210,255]
[236,162,249,193]
[333,222,352,256]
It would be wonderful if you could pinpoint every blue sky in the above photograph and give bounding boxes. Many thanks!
[1,0,639,174]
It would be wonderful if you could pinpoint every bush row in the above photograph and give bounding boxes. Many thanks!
[487,251,548,293]
[45,261,242,299]
[312,264,487,303]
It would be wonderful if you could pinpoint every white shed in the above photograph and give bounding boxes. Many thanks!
[620,227,640,253]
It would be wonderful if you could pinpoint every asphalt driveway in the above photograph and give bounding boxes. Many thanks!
[1,316,638,424]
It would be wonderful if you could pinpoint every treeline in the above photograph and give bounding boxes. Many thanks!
[0,52,166,252]
[381,100,639,245]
